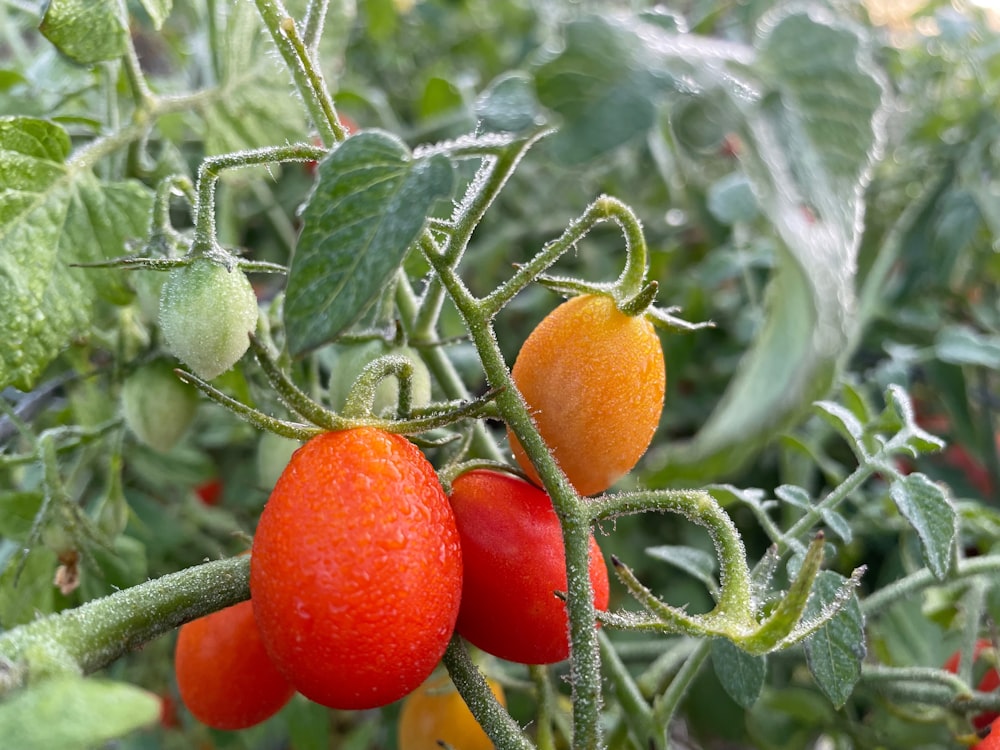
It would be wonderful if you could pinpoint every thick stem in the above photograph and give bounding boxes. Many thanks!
[442,637,534,750]
[0,557,249,684]
[426,253,604,748]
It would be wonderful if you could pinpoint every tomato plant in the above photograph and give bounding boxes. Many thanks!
[397,673,506,750]
[174,598,295,730]
[507,293,665,496]
[944,639,1000,730]
[159,257,259,380]
[121,360,198,453]
[250,428,463,709]
[324,340,433,417]
[447,469,609,664]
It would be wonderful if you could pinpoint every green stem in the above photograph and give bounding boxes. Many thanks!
[862,555,1000,617]
[394,275,503,462]
[425,251,603,749]
[192,143,324,251]
[599,630,662,748]
[651,639,711,744]
[442,637,534,750]
[529,665,557,750]
[253,0,344,144]
[0,557,249,685]
[301,0,330,53]
[444,133,546,268]
[779,461,874,552]
[480,195,648,319]
[590,490,754,627]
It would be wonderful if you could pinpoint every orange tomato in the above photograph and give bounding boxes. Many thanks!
[398,673,506,750]
[508,294,665,496]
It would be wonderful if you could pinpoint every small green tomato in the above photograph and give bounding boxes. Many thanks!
[159,257,258,380]
[122,360,199,452]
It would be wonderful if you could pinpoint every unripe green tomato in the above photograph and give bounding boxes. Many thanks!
[159,257,259,380]
[121,360,198,452]
[256,431,302,490]
[325,341,432,416]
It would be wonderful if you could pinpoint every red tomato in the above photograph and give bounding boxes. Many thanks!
[174,599,295,730]
[944,639,1000,730]
[194,478,223,506]
[250,428,463,709]
[448,469,609,664]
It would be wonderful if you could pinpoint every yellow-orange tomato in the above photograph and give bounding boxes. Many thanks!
[507,294,665,496]
[398,674,506,750]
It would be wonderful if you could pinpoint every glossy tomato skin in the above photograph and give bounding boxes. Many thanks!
[507,294,665,496]
[250,428,463,710]
[944,638,1000,730]
[448,469,609,665]
[398,673,506,750]
[975,717,1000,750]
[174,599,295,730]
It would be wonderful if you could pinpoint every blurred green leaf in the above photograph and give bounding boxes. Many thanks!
[889,473,956,580]
[0,676,160,749]
[534,16,679,164]
[138,0,172,30]
[0,547,59,628]
[803,571,865,708]
[653,9,887,480]
[935,325,1000,369]
[476,72,542,134]
[0,492,44,541]
[712,637,766,709]
[39,0,126,65]
[285,131,454,356]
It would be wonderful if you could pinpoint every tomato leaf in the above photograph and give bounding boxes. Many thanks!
[202,1,307,162]
[285,131,454,356]
[653,8,888,480]
[802,571,865,708]
[646,544,719,597]
[534,16,678,163]
[0,117,153,390]
[0,676,160,749]
[889,473,956,580]
[934,324,1000,369]
[39,0,127,65]
[712,637,766,709]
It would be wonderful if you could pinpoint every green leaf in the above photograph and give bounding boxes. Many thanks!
[889,473,956,580]
[0,547,59,628]
[935,324,1000,369]
[712,637,766,709]
[138,0,173,30]
[707,172,759,225]
[645,544,718,596]
[0,676,160,749]
[534,16,675,164]
[202,1,307,162]
[654,9,887,480]
[0,117,153,390]
[803,571,865,708]
[39,0,127,65]
[285,131,454,356]
[476,72,542,134]
[0,492,44,541]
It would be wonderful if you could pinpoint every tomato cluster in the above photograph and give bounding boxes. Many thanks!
[172,291,664,740]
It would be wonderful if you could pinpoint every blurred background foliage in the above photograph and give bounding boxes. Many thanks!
[1,0,999,747]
